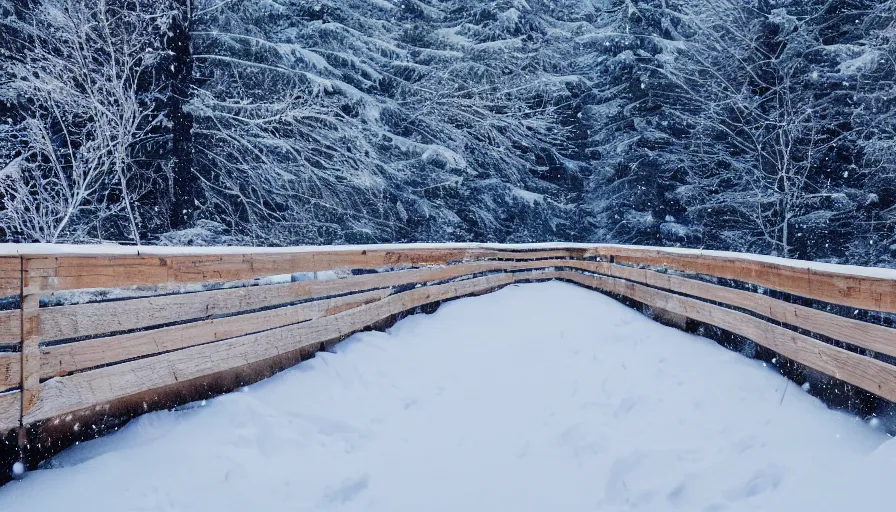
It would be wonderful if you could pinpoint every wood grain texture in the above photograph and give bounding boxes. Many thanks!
[553,270,896,402]
[599,247,896,314]
[21,257,43,419]
[23,248,578,292]
[0,310,19,346]
[25,272,517,423]
[557,261,896,359]
[0,353,19,391]
[0,391,19,435]
[0,256,20,298]
[38,258,571,342]
[40,288,392,378]
[10,248,896,431]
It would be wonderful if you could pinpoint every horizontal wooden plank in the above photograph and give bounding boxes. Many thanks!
[20,248,896,425]
[0,390,20,435]
[37,256,895,381]
[23,248,580,292]
[40,289,392,378]
[0,256,20,298]
[38,258,573,342]
[557,261,896,359]
[554,270,896,402]
[25,272,518,423]
[0,310,19,345]
[0,352,19,391]
[599,247,896,314]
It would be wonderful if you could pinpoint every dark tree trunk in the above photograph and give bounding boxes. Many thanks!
[167,0,195,231]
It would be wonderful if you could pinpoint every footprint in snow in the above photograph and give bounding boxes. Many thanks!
[323,474,370,506]
[724,465,785,502]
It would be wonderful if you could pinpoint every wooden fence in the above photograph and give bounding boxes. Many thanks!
[0,243,895,471]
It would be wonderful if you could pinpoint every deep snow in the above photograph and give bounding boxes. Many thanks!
[0,281,892,511]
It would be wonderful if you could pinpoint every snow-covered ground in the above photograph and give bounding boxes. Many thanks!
[1,281,893,511]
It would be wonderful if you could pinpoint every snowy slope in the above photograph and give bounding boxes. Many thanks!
[0,281,891,511]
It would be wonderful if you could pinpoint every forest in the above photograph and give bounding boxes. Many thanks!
[1,0,894,267]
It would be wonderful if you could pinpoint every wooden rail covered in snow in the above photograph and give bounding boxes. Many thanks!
[0,243,894,469]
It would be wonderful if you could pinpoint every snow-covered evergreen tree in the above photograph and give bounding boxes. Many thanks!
[181,0,595,244]
[0,0,893,266]
[583,0,692,247]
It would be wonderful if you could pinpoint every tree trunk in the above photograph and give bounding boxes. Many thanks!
[167,0,195,231]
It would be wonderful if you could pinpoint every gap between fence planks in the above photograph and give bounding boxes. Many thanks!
[23,272,525,424]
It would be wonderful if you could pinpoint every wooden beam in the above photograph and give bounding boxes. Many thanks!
[24,248,579,292]
[11,246,896,434]
[38,259,571,342]
[40,289,392,378]
[20,259,41,422]
[598,247,896,314]
[0,256,21,436]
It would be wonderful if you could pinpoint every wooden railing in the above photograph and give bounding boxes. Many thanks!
[0,243,894,470]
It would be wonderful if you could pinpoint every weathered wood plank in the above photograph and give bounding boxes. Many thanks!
[599,248,896,314]
[0,353,19,391]
[40,289,392,378]
[554,270,896,402]
[25,272,516,423]
[0,256,21,298]
[557,261,896,359]
[29,244,896,314]
[0,310,19,346]
[0,391,20,435]
[37,256,896,380]
[0,255,21,436]
[21,257,43,423]
[24,248,578,292]
[21,295,40,418]
[17,248,896,427]
[39,258,570,342]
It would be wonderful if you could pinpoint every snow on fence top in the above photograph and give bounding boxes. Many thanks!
[1,242,895,280]
[0,243,894,473]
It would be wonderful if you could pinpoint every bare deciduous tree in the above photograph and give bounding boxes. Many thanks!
[0,0,172,243]
[657,1,850,257]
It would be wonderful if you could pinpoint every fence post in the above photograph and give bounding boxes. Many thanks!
[18,256,42,465]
